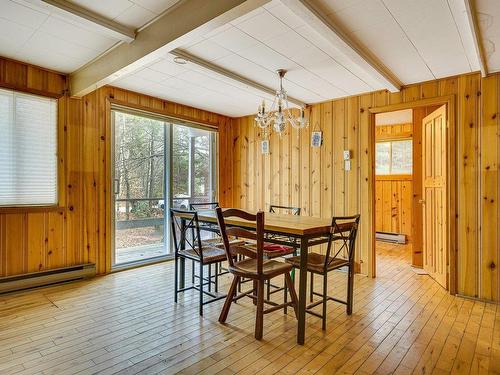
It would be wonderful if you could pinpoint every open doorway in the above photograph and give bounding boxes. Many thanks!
[374,104,450,290]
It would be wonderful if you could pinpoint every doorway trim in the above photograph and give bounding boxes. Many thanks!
[369,95,457,295]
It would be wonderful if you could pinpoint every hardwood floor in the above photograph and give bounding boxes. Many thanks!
[0,242,498,374]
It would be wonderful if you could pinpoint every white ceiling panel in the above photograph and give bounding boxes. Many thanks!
[113,4,155,29]
[0,0,182,74]
[382,0,475,77]
[476,0,500,73]
[113,53,281,117]
[68,0,181,28]
[316,0,479,83]
[0,0,120,73]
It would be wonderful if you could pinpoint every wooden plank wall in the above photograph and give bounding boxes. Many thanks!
[375,176,412,240]
[0,57,231,277]
[375,123,413,241]
[221,72,500,302]
[375,123,413,139]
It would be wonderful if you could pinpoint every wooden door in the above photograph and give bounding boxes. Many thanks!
[422,105,448,288]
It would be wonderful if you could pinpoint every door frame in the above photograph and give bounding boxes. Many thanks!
[369,95,457,295]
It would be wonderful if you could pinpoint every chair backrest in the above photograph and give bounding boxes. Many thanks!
[189,202,220,210]
[324,215,360,269]
[269,205,301,216]
[215,208,265,274]
[170,209,204,261]
[189,202,220,235]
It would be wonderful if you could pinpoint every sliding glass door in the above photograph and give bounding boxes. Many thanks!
[172,124,216,209]
[111,110,216,267]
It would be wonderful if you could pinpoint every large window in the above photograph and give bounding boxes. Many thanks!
[376,139,412,175]
[112,109,217,266]
[0,89,57,206]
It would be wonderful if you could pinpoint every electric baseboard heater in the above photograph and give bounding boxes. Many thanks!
[376,231,406,244]
[0,264,96,294]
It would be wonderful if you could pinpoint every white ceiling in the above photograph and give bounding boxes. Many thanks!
[476,0,500,73]
[314,0,480,83]
[375,109,412,126]
[0,0,180,73]
[0,0,498,117]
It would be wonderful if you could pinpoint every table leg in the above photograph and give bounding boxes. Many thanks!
[179,218,186,289]
[297,236,308,345]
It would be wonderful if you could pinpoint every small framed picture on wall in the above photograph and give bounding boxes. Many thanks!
[311,131,323,148]
[261,139,270,154]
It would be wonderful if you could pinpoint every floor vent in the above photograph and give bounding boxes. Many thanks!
[376,231,406,244]
[0,264,96,294]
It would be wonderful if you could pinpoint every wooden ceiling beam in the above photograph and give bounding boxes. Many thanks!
[41,0,136,43]
[463,0,488,77]
[171,49,306,108]
[280,0,401,93]
[69,0,269,97]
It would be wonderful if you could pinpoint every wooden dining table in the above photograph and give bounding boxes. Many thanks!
[179,209,335,345]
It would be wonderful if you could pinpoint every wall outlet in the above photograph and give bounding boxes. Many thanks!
[343,150,351,160]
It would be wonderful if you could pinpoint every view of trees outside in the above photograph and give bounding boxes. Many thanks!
[114,112,165,258]
[113,111,215,264]
[172,125,212,208]
[376,140,412,175]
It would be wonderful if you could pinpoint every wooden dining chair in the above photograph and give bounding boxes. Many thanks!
[215,207,299,340]
[189,202,223,280]
[262,205,301,300]
[286,215,360,330]
[171,209,229,316]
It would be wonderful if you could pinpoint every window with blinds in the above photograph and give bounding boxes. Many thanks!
[0,88,58,206]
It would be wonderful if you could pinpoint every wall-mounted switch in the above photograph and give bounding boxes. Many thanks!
[343,150,351,160]
[345,160,351,171]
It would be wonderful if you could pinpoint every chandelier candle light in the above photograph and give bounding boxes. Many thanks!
[255,69,308,136]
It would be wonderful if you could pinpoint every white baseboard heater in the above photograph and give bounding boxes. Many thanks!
[376,231,407,244]
[0,264,96,294]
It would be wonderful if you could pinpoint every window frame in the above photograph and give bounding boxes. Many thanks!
[375,138,413,176]
[0,88,59,210]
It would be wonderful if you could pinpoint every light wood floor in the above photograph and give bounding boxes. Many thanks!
[0,242,498,374]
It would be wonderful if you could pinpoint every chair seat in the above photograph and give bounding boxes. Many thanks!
[200,237,245,249]
[245,242,295,258]
[229,258,292,279]
[178,246,227,264]
[286,253,349,274]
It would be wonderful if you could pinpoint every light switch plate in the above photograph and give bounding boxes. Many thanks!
[343,150,351,160]
[345,160,351,171]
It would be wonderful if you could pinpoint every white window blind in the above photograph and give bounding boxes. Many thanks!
[0,88,57,206]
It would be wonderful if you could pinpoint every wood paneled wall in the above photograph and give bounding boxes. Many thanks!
[375,123,413,139]
[375,124,413,241]
[375,176,412,239]
[221,72,500,302]
[0,57,231,277]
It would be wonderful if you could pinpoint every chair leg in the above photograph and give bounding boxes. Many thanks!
[255,280,265,340]
[174,255,179,303]
[322,273,327,330]
[284,272,298,319]
[219,276,239,323]
[266,280,271,301]
[291,249,297,281]
[347,263,354,315]
[208,264,212,292]
[310,272,314,302]
[199,263,204,316]
[253,280,258,306]
[283,274,288,315]
[191,260,195,283]
[215,263,219,293]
